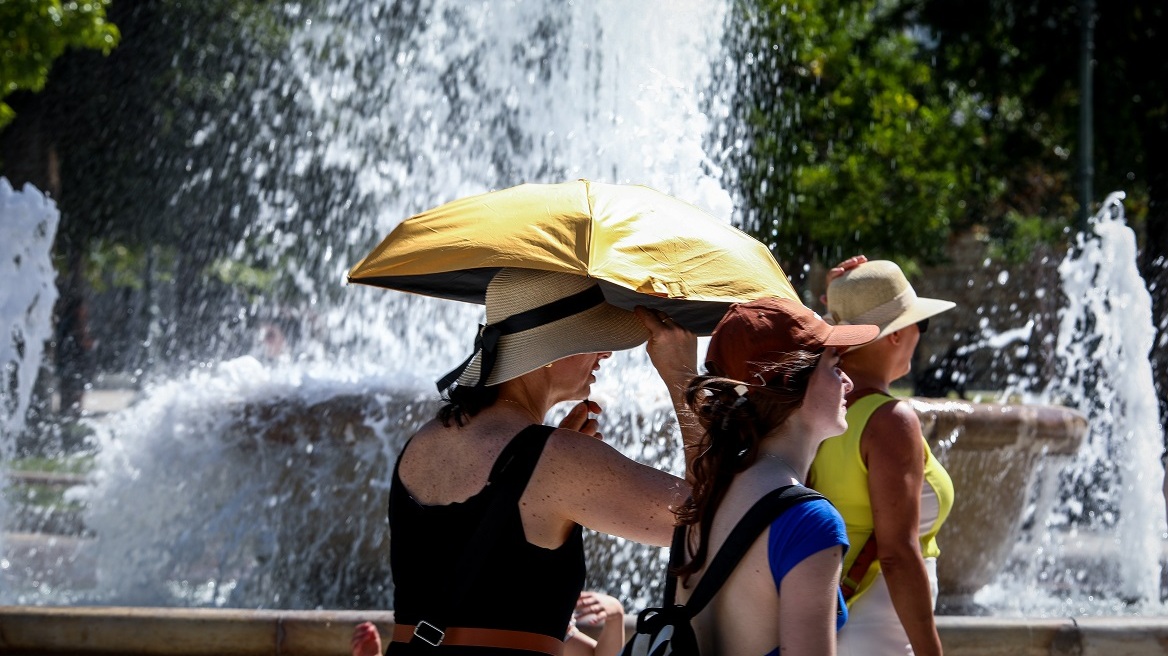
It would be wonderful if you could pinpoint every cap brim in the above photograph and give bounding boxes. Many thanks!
[823,323,881,348]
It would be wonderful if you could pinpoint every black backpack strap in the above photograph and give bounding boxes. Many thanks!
[412,423,556,644]
[684,485,825,616]
[661,522,687,607]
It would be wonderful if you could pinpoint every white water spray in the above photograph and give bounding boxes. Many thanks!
[1,1,724,609]
[0,179,59,441]
[978,192,1167,615]
[4,1,1166,619]
[0,178,61,588]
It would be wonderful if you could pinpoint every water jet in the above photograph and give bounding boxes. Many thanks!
[1,1,1164,653]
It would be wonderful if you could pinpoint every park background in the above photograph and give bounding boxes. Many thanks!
[2,0,1167,623]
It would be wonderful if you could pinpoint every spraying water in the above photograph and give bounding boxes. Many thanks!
[975,192,1167,615]
[0,179,61,580]
[0,180,59,443]
[2,1,1165,618]
[1,0,723,609]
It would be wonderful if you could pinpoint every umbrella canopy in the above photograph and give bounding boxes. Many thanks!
[347,179,799,334]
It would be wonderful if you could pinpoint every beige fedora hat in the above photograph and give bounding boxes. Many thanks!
[438,268,650,390]
[826,260,955,343]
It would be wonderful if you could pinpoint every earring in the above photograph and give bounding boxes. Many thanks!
[544,363,553,368]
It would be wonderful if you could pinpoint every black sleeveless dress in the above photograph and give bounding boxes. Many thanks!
[388,424,586,653]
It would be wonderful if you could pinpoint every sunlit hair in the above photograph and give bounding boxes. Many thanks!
[437,384,500,427]
[673,350,822,584]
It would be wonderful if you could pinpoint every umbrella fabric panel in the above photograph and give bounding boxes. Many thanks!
[587,184,795,303]
[348,183,593,285]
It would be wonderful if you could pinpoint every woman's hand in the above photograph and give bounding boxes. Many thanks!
[559,399,604,439]
[821,254,868,307]
[573,590,616,627]
[634,306,697,383]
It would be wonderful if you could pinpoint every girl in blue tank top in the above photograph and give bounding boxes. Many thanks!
[675,298,879,656]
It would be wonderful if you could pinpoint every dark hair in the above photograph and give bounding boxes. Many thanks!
[437,384,500,427]
[673,350,822,584]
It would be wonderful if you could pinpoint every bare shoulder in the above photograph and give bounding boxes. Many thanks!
[397,418,446,459]
[405,417,449,442]
[867,397,922,442]
[861,398,923,468]
[540,428,630,473]
[862,398,925,473]
[397,418,520,503]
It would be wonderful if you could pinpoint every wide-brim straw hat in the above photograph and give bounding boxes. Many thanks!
[449,268,650,388]
[826,260,955,344]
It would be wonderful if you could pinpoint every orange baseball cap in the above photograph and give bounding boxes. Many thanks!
[705,298,878,384]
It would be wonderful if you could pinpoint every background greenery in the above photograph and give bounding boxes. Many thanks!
[0,0,119,129]
[1,0,1166,424]
[711,0,1167,421]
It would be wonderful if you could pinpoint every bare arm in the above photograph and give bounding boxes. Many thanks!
[523,309,697,549]
[864,402,943,656]
[533,430,689,547]
[778,545,844,656]
[634,306,700,482]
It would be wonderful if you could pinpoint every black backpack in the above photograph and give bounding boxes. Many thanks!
[619,485,825,656]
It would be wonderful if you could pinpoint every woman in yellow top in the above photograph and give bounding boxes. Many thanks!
[808,256,956,656]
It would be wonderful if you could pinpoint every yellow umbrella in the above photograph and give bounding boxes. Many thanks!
[347,179,799,334]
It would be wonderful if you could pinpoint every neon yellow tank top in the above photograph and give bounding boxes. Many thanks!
[807,393,954,606]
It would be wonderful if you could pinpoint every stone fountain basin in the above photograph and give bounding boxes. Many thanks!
[219,393,1086,608]
[1,392,1086,612]
[912,398,1088,612]
[2,602,1168,653]
[3,607,1168,655]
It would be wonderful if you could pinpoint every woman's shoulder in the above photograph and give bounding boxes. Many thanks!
[542,427,625,461]
[766,492,848,577]
[399,417,530,472]
[864,395,923,438]
[778,493,845,531]
[768,493,848,555]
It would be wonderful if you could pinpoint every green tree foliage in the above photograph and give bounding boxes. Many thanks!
[0,0,119,129]
[916,0,1167,247]
[1,0,318,370]
[720,0,1168,428]
[713,0,1004,282]
[719,0,1166,271]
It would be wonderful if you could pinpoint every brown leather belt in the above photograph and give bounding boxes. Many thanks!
[391,622,564,655]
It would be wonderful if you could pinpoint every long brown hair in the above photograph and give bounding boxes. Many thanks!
[673,350,822,584]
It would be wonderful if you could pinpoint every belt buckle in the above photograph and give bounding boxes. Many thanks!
[414,620,445,647]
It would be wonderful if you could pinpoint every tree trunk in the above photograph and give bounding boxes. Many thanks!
[54,247,94,418]
[0,94,58,196]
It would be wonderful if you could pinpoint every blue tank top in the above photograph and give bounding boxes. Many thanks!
[762,496,849,656]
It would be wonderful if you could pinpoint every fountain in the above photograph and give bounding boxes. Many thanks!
[0,178,61,584]
[1,1,1167,654]
[973,193,1168,616]
[0,180,59,438]
[2,0,724,612]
